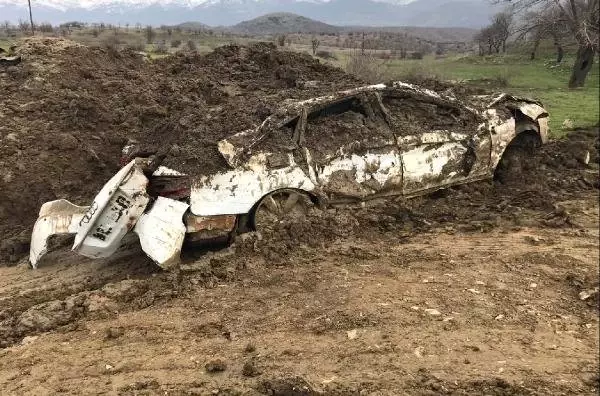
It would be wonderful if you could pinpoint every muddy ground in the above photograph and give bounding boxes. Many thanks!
[0,38,598,395]
[0,127,598,394]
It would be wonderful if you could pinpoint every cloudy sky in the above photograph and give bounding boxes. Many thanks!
[0,0,497,27]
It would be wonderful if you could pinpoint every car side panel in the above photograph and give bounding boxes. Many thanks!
[189,153,316,216]
[312,146,403,201]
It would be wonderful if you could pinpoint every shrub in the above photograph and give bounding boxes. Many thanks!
[126,41,145,51]
[345,53,388,83]
[154,41,168,54]
[187,40,197,52]
[316,50,337,60]
[171,39,182,48]
[101,35,121,50]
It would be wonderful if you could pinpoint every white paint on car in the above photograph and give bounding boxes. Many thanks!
[135,197,189,269]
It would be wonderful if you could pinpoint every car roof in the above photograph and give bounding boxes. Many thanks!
[265,81,458,124]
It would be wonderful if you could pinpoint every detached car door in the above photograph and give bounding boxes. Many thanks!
[300,93,403,202]
[381,88,491,195]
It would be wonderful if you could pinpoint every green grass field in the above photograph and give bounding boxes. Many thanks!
[383,53,599,137]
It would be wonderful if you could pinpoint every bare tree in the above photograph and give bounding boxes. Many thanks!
[311,38,320,55]
[501,0,599,87]
[18,19,30,34]
[474,26,496,55]
[277,34,286,47]
[2,21,11,36]
[145,25,155,45]
[475,12,514,55]
[517,6,568,62]
[492,12,513,52]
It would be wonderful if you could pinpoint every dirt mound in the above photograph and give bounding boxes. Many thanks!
[0,38,360,265]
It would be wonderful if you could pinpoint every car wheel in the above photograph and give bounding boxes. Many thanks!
[252,189,314,233]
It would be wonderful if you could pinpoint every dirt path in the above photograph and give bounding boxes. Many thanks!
[0,192,597,395]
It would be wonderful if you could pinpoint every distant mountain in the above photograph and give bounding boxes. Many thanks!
[224,13,477,42]
[0,0,501,28]
[233,13,338,35]
[176,21,211,31]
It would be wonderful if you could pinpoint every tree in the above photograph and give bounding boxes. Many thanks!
[145,25,155,44]
[517,6,569,62]
[501,0,599,87]
[474,26,495,55]
[311,38,320,55]
[18,19,30,34]
[475,12,514,55]
[277,34,286,47]
[2,21,11,36]
[492,12,513,52]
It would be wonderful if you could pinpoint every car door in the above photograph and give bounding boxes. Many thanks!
[299,93,403,202]
[381,88,491,195]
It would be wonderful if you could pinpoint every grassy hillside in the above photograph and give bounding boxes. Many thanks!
[383,54,599,136]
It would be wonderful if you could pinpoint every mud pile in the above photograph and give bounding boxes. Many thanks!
[0,38,360,263]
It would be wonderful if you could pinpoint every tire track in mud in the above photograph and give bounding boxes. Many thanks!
[0,245,242,348]
[0,249,162,348]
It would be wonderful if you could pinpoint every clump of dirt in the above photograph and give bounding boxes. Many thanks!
[0,38,361,265]
[257,376,319,395]
[205,359,227,373]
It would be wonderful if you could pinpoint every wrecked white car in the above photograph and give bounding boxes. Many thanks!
[30,81,549,269]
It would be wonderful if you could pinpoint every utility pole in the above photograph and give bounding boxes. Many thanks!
[361,31,365,55]
[28,0,35,35]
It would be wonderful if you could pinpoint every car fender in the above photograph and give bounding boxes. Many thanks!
[29,199,89,268]
[190,153,316,216]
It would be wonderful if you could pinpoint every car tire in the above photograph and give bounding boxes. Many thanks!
[252,189,314,233]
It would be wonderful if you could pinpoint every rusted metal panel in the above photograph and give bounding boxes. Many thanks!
[185,213,237,234]
[184,213,237,241]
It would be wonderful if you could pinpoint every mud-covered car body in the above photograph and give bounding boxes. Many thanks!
[30,81,548,269]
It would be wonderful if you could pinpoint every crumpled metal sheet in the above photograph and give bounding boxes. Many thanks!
[29,199,89,268]
[74,162,150,259]
[135,197,188,269]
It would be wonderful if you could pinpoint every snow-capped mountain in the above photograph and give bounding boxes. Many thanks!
[0,0,499,28]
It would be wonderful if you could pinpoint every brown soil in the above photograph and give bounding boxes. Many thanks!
[0,38,361,255]
[0,39,598,395]
[0,192,597,394]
